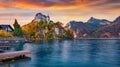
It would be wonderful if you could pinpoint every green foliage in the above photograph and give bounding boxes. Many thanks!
[45,30,53,39]
[29,31,35,37]
[13,19,23,37]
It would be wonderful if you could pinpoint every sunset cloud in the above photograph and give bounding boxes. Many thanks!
[0,0,120,26]
[0,0,119,10]
[0,0,119,12]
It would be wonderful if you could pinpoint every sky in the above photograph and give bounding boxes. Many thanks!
[0,0,120,26]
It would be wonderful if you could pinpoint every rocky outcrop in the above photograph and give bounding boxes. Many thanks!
[113,16,120,23]
[65,21,95,38]
[32,13,51,22]
[87,17,111,25]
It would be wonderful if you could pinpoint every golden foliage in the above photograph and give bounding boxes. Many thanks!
[22,22,40,34]
[22,21,74,39]
[0,30,13,37]
[35,32,41,38]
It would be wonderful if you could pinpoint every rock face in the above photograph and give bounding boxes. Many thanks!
[32,13,50,22]
[113,16,120,23]
[65,21,94,38]
[92,16,120,38]
[94,21,120,38]
[87,17,111,25]
[65,16,120,38]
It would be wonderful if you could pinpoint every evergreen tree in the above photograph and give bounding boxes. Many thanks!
[13,19,23,37]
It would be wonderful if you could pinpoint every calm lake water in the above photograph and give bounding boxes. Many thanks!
[1,39,120,67]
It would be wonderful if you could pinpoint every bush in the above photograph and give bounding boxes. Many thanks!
[0,30,13,37]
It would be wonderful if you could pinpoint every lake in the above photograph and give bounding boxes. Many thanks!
[1,39,120,67]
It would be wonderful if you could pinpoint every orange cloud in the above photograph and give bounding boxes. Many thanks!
[0,1,89,10]
[0,0,119,11]
[108,9,120,14]
[0,0,120,26]
[0,2,47,10]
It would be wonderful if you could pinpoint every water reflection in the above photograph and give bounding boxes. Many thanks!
[0,58,31,67]
[1,39,120,67]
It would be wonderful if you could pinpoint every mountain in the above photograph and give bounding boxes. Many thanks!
[93,22,120,38]
[24,12,120,38]
[65,21,96,38]
[87,17,111,25]
[65,16,120,38]
[113,16,120,23]
[66,21,85,31]
[92,16,120,38]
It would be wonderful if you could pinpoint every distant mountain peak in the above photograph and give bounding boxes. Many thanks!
[87,17,111,25]
[87,17,100,24]
[113,16,120,23]
[89,17,97,20]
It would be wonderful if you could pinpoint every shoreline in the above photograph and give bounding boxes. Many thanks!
[0,38,25,43]
[1,37,120,41]
[0,37,120,44]
[76,38,120,40]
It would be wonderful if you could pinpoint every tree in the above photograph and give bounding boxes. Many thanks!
[45,30,53,39]
[13,19,23,37]
[65,29,74,39]
[29,31,35,38]
[54,21,63,29]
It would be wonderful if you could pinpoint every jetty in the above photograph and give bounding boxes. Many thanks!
[0,51,32,64]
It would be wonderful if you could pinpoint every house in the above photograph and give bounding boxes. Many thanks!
[0,25,14,32]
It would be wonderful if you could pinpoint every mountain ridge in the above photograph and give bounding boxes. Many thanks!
[65,16,120,38]
[24,12,120,38]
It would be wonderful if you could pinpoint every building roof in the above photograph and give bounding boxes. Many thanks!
[0,25,14,32]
